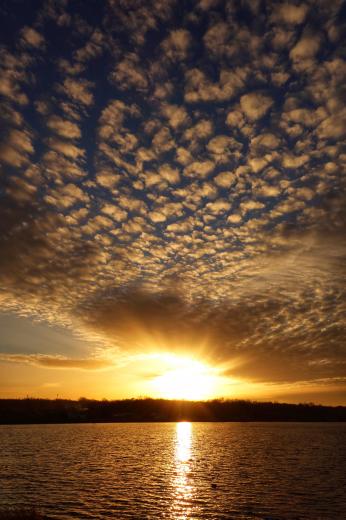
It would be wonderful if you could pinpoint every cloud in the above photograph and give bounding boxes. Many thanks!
[95,169,120,189]
[149,211,166,223]
[203,21,229,56]
[281,153,309,169]
[106,0,174,47]
[0,354,112,370]
[240,199,265,215]
[207,135,241,161]
[60,78,94,106]
[110,54,148,91]
[290,31,321,62]
[251,133,280,150]
[316,113,346,139]
[184,160,214,179]
[21,27,45,48]
[206,199,231,215]
[161,29,191,61]
[198,0,221,11]
[226,110,244,128]
[0,0,345,395]
[183,118,213,143]
[0,49,32,105]
[214,170,235,188]
[227,214,242,224]
[101,203,127,222]
[74,29,104,62]
[152,126,175,152]
[272,3,308,25]
[185,68,245,103]
[47,116,81,139]
[240,92,274,121]
[0,129,34,167]
[158,164,180,184]
[48,138,85,159]
[42,151,86,181]
[72,255,346,382]
[45,183,89,208]
[161,104,189,129]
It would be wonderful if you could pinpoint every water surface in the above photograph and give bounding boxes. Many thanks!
[0,422,345,519]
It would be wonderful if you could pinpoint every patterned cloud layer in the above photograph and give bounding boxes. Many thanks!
[0,0,345,387]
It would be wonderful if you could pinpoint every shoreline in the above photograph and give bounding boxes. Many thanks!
[1,398,345,424]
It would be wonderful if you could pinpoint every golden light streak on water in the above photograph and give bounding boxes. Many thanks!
[176,422,192,463]
[171,422,194,519]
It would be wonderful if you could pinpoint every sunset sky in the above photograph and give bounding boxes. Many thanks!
[0,0,345,404]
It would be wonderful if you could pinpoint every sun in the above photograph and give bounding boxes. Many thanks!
[151,355,220,400]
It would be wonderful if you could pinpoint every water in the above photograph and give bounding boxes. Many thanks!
[0,422,345,519]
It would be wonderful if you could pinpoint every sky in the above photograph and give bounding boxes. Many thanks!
[0,0,345,404]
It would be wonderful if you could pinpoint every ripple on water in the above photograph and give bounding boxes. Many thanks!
[0,422,345,519]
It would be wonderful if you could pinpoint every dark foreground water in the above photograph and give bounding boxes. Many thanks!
[0,422,345,519]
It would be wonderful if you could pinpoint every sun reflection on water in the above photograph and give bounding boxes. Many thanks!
[176,422,192,462]
[172,422,194,518]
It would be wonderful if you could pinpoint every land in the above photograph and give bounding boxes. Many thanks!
[0,398,345,424]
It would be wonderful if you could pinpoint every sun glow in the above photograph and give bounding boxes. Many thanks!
[152,355,220,400]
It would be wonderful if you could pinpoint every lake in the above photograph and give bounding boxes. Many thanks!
[0,422,345,519]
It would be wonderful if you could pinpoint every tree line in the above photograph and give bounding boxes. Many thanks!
[0,397,345,423]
